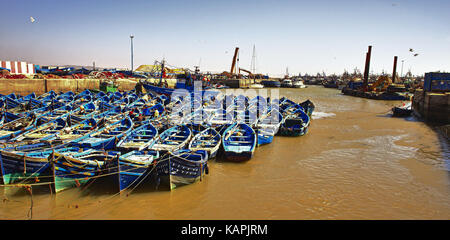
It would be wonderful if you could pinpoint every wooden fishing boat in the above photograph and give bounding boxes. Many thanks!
[0,112,21,126]
[188,128,221,159]
[208,109,234,128]
[75,117,133,150]
[255,109,283,146]
[150,125,192,152]
[143,81,219,97]
[0,147,81,185]
[299,99,315,117]
[113,150,159,192]
[11,117,67,142]
[50,150,120,193]
[156,149,208,190]
[222,123,257,162]
[278,108,310,136]
[69,102,100,123]
[392,102,412,117]
[0,114,37,141]
[116,123,158,151]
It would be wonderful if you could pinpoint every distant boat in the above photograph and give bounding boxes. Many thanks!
[292,80,307,88]
[281,79,293,88]
[249,83,264,89]
[261,80,281,88]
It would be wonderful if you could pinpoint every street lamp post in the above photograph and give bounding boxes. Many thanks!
[130,35,134,73]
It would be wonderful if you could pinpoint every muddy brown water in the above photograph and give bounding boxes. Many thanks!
[1,86,449,219]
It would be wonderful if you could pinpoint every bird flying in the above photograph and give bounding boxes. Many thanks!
[30,16,35,23]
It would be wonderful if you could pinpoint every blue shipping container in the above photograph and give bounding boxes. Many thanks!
[424,72,450,92]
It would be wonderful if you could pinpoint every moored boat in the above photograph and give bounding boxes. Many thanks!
[113,150,159,192]
[188,128,221,159]
[222,123,257,162]
[75,117,133,150]
[278,108,310,136]
[50,150,120,193]
[156,149,208,190]
[150,125,192,152]
[116,123,158,151]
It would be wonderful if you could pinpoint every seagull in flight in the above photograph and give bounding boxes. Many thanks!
[30,16,36,23]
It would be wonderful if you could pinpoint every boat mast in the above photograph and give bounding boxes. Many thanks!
[251,44,256,74]
[159,58,165,86]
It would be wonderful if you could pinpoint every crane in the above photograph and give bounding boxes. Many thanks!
[239,68,254,78]
[368,75,392,92]
[230,47,239,75]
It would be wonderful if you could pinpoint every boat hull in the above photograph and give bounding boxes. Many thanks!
[156,151,208,190]
[0,151,51,185]
[114,151,159,192]
[223,150,254,162]
[257,133,273,146]
[51,153,109,193]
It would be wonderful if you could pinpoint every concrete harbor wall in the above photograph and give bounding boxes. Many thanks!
[0,78,139,95]
[412,89,450,124]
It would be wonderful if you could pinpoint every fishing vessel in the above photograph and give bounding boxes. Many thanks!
[188,128,221,159]
[114,150,159,192]
[150,125,192,152]
[222,123,257,162]
[156,149,208,190]
[75,117,133,150]
[51,150,120,193]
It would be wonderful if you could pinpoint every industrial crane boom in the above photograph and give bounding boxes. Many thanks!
[230,47,239,74]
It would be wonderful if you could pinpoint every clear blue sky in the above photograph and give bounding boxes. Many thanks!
[1,0,449,76]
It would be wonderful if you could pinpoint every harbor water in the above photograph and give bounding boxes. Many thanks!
[1,86,449,219]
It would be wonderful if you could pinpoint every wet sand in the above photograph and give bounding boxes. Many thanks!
[1,86,449,220]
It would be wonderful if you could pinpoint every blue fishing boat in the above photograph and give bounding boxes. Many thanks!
[0,114,37,141]
[151,125,192,152]
[299,99,315,117]
[0,112,21,125]
[278,109,310,136]
[113,150,159,192]
[222,123,257,162]
[156,149,208,190]
[208,109,234,128]
[0,147,81,185]
[255,109,283,146]
[189,128,221,159]
[75,117,133,150]
[51,150,120,193]
[116,123,158,151]
[261,80,281,88]
[10,117,67,142]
